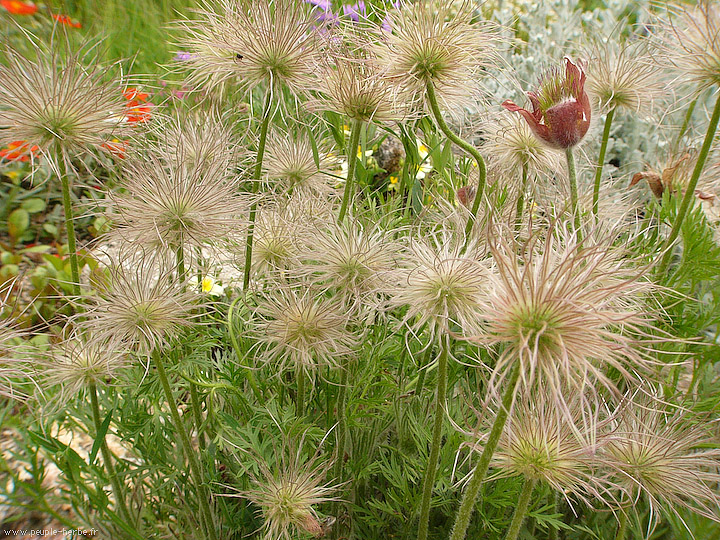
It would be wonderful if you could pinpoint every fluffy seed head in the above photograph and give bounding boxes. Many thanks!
[40,333,131,399]
[253,283,357,369]
[178,0,320,93]
[263,132,334,194]
[482,112,563,177]
[662,1,720,93]
[240,438,338,540]
[82,254,201,353]
[0,41,128,162]
[390,226,489,337]
[585,38,664,114]
[375,1,500,112]
[487,390,602,501]
[471,222,655,414]
[297,220,401,309]
[309,48,409,124]
[0,290,26,400]
[601,395,720,521]
[109,143,245,251]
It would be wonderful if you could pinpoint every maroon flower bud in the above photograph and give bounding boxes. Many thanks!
[502,57,591,149]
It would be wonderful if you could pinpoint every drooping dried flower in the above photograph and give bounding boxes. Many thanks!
[0,42,128,163]
[601,395,720,522]
[470,221,655,415]
[178,0,321,94]
[503,57,592,149]
[662,1,720,93]
[375,0,500,113]
[82,253,201,353]
[252,282,357,370]
[237,436,339,540]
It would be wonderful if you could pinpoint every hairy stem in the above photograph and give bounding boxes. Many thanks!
[449,363,521,540]
[515,162,529,233]
[425,82,487,246]
[190,383,206,451]
[565,147,582,239]
[659,92,720,275]
[615,510,628,540]
[504,478,537,540]
[338,119,363,223]
[296,365,305,417]
[152,349,218,540]
[673,96,698,153]
[417,334,450,540]
[243,90,274,291]
[592,107,616,218]
[175,243,186,286]
[89,383,133,526]
[227,296,263,401]
[58,154,81,298]
[414,343,434,398]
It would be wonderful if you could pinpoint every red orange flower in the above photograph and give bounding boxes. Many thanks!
[52,14,82,28]
[100,138,129,159]
[502,57,591,149]
[123,88,153,124]
[0,140,40,162]
[0,0,37,15]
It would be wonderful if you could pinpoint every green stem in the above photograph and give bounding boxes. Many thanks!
[243,90,274,291]
[333,367,349,482]
[175,243,186,285]
[58,155,81,298]
[152,349,218,540]
[547,491,560,540]
[515,162,529,233]
[296,365,305,417]
[332,365,350,539]
[565,147,582,238]
[190,383,206,451]
[504,478,537,540]
[227,296,263,401]
[338,119,363,223]
[592,107,616,218]
[615,509,628,540]
[417,334,449,540]
[449,363,521,540]
[425,82,487,246]
[88,383,133,526]
[414,344,434,398]
[659,92,720,275]
[674,96,698,153]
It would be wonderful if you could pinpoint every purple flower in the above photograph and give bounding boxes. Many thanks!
[305,0,331,9]
[343,1,366,22]
[174,52,194,62]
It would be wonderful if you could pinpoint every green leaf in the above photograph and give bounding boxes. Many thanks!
[20,198,46,213]
[42,223,58,236]
[306,125,320,168]
[7,208,29,239]
[89,409,114,465]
